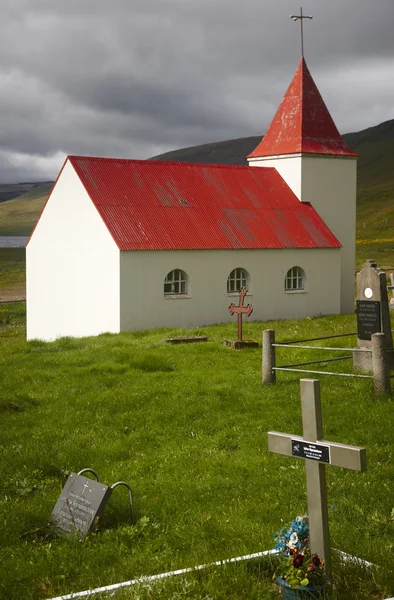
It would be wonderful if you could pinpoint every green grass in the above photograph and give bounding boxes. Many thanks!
[355,181,394,271]
[0,248,26,298]
[0,304,393,599]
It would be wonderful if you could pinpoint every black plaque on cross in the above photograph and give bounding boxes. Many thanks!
[356,300,381,340]
[291,440,330,464]
[51,473,112,539]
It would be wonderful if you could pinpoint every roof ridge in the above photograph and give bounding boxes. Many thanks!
[68,155,266,171]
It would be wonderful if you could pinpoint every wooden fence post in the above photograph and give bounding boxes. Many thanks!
[262,329,276,384]
[372,332,391,394]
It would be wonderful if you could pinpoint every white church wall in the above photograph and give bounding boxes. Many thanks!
[248,154,357,315]
[120,248,341,331]
[27,161,120,341]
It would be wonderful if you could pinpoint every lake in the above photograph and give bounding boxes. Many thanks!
[0,236,29,248]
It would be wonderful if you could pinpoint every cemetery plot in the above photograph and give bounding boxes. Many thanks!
[1,302,393,600]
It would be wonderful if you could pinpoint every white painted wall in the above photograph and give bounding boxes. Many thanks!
[248,156,302,199]
[247,155,357,314]
[26,160,120,341]
[120,248,341,331]
[302,156,357,315]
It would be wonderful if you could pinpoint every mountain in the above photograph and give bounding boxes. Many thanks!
[0,181,54,204]
[151,119,394,189]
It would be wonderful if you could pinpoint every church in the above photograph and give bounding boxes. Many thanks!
[26,57,357,341]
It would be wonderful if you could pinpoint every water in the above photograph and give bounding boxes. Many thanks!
[0,236,29,248]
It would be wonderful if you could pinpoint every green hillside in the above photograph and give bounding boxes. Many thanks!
[0,182,53,236]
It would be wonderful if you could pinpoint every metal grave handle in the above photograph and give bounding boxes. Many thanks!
[110,481,135,524]
[77,468,100,481]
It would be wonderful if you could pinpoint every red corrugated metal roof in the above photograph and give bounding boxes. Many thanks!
[248,58,358,159]
[68,155,341,251]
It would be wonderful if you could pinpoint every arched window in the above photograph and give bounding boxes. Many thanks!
[227,268,249,293]
[164,269,188,295]
[285,266,305,291]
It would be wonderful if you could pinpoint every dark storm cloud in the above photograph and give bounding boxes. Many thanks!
[0,0,393,182]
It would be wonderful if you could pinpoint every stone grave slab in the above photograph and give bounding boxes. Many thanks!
[51,473,112,539]
[163,336,208,344]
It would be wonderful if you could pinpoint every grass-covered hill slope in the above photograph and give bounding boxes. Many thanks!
[0,182,53,236]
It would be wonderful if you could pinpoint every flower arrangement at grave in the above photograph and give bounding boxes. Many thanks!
[273,516,328,598]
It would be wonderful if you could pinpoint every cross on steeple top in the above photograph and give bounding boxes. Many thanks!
[290,7,313,57]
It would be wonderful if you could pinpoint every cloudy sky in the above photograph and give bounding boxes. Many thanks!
[0,0,393,183]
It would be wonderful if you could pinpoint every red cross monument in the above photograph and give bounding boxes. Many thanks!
[228,287,253,342]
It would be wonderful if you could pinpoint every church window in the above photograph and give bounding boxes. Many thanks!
[227,268,249,293]
[285,266,305,291]
[164,269,188,295]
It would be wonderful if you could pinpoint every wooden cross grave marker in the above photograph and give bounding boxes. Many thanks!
[268,379,367,580]
[228,287,253,342]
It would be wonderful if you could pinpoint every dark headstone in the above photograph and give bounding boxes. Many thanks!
[353,260,394,371]
[51,473,111,539]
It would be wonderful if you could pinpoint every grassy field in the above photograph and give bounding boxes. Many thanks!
[0,303,393,599]
[0,248,26,298]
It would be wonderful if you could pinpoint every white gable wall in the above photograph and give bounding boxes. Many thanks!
[120,248,341,331]
[248,157,302,199]
[27,160,120,341]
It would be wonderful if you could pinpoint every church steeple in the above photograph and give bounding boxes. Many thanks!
[247,57,357,159]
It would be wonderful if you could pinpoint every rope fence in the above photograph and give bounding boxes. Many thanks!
[262,329,392,394]
[277,355,353,369]
[273,367,373,379]
[277,332,357,345]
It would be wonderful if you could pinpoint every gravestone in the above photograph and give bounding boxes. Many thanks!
[353,259,394,371]
[268,379,367,580]
[51,473,112,539]
[223,287,259,349]
[389,273,394,311]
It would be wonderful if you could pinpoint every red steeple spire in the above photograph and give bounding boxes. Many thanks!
[247,58,357,159]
